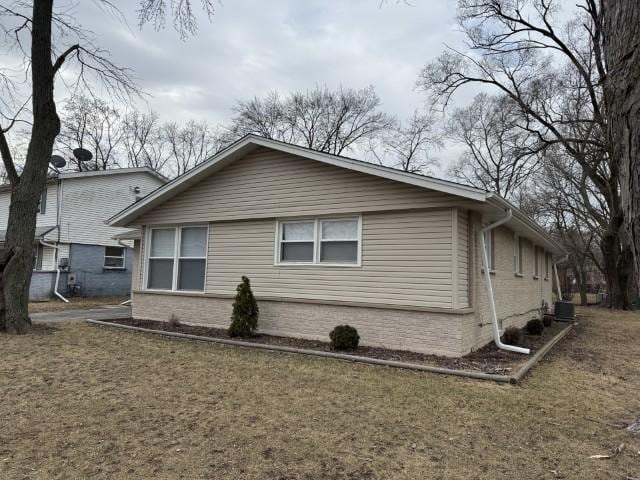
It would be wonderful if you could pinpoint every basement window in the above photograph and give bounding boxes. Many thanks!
[104,246,126,269]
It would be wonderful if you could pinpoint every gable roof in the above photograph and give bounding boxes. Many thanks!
[108,134,565,255]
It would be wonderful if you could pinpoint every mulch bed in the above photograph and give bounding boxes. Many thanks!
[101,317,572,374]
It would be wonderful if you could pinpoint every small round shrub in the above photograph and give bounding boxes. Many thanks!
[526,318,545,335]
[542,315,553,328]
[502,326,523,346]
[329,325,360,350]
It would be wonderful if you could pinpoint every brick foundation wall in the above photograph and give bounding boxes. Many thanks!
[132,292,472,357]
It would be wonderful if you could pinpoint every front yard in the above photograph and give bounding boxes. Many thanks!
[1,307,638,479]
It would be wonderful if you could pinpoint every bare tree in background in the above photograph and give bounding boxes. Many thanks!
[164,120,223,177]
[122,110,170,173]
[57,96,124,171]
[447,94,542,201]
[418,0,632,309]
[533,150,607,305]
[225,85,394,155]
[0,0,216,334]
[369,110,441,174]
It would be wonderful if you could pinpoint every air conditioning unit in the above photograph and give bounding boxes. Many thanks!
[58,257,69,269]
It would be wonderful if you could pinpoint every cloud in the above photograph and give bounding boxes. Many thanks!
[59,0,468,168]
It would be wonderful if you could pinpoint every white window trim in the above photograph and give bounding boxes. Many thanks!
[143,224,209,293]
[103,246,127,270]
[274,215,362,267]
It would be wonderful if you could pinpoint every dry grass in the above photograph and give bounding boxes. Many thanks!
[570,293,599,304]
[0,307,638,479]
[28,296,128,313]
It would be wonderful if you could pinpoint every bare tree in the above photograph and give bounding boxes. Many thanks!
[122,109,170,173]
[418,0,631,309]
[0,0,216,334]
[164,120,223,177]
[224,85,394,155]
[369,110,441,174]
[447,93,542,201]
[57,96,124,171]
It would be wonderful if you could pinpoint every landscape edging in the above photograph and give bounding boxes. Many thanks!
[85,319,574,384]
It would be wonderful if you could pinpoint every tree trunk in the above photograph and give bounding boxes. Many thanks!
[602,0,640,300]
[601,211,632,310]
[577,263,588,306]
[0,1,59,334]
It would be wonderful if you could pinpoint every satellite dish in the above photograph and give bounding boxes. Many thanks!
[50,155,67,169]
[73,147,93,162]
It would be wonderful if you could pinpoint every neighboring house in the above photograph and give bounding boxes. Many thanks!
[0,168,166,301]
[109,135,565,357]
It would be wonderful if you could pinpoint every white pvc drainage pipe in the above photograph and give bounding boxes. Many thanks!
[39,239,69,303]
[479,209,530,355]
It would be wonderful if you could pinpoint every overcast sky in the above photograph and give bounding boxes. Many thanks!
[49,0,470,170]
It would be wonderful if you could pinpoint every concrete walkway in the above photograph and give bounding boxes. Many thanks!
[31,305,131,323]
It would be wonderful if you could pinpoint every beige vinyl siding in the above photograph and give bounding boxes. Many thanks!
[137,147,475,225]
[204,209,454,309]
[456,209,470,308]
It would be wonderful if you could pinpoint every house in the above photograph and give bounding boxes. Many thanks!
[0,168,166,300]
[108,135,565,357]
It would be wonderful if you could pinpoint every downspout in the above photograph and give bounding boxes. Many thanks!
[39,239,69,303]
[117,238,132,305]
[479,209,530,355]
[553,254,569,302]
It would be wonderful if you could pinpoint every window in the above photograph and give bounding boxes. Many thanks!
[482,229,495,271]
[514,235,523,275]
[545,252,551,279]
[104,246,126,269]
[280,221,315,263]
[534,247,540,278]
[36,188,47,215]
[146,226,207,291]
[320,219,359,264]
[513,234,519,273]
[277,217,360,266]
[514,236,524,275]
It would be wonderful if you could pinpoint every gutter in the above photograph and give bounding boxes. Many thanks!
[479,209,530,355]
[39,239,69,303]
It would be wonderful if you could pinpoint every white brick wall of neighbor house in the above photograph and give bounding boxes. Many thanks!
[110,135,563,357]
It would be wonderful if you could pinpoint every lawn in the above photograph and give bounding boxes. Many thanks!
[28,296,128,313]
[0,308,638,479]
